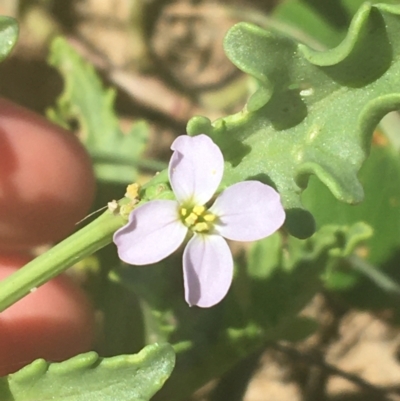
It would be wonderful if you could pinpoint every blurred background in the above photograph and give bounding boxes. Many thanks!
[1,1,400,401]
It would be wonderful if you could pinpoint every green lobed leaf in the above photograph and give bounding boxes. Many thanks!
[303,140,400,266]
[243,222,371,327]
[303,131,400,295]
[342,0,400,17]
[0,343,175,401]
[272,0,400,48]
[323,222,373,290]
[47,36,150,184]
[187,3,400,238]
[0,17,18,62]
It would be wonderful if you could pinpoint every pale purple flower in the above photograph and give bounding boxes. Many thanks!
[113,134,285,307]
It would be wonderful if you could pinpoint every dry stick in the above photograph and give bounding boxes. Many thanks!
[270,342,397,400]
[66,36,220,124]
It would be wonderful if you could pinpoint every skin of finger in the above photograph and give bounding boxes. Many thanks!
[0,98,96,250]
[0,255,96,376]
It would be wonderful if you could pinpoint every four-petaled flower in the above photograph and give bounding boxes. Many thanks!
[113,134,285,307]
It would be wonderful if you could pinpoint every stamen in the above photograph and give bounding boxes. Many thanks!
[180,208,187,216]
[193,205,206,215]
[125,183,140,200]
[203,214,216,222]
[194,222,209,232]
[185,212,198,225]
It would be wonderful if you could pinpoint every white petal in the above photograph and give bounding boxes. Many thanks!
[169,134,224,205]
[210,181,285,241]
[113,200,187,265]
[183,234,233,307]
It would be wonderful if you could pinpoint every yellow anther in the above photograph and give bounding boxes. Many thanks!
[193,205,206,215]
[120,203,135,218]
[107,200,119,213]
[180,208,187,216]
[194,222,209,232]
[125,183,140,200]
[185,212,198,226]
[203,213,216,222]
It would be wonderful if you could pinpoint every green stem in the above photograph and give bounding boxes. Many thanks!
[0,209,125,312]
[348,254,400,300]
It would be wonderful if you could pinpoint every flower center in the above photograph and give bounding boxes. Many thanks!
[179,204,216,233]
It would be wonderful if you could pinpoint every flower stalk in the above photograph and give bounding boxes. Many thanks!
[0,208,125,313]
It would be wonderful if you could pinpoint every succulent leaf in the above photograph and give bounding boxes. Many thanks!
[0,343,175,401]
[188,3,400,238]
